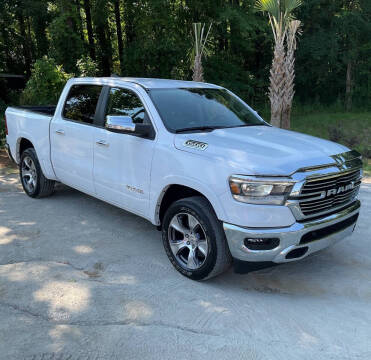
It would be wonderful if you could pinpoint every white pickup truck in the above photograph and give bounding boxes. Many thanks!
[5,77,362,280]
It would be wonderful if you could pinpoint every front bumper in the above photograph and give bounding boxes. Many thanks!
[223,200,360,263]
[5,143,15,163]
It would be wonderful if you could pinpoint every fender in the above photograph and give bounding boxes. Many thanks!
[150,174,227,226]
[16,133,57,180]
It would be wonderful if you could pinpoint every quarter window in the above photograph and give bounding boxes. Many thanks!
[63,85,102,124]
[106,88,148,124]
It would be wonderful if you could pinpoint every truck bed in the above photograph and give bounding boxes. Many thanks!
[5,106,56,179]
[15,105,56,116]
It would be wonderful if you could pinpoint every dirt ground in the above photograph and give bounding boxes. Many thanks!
[0,149,371,360]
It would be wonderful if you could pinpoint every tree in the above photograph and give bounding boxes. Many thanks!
[49,0,84,73]
[15,1,32,77]
[113,0,124,73]
[92,0,112,76]
[255,0,302,127]
[21,57,71,105]
[192,23,212,82]
[281,20,301,129]
[82,0,96,60]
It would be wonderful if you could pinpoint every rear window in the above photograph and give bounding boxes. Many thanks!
[63,85,102,124]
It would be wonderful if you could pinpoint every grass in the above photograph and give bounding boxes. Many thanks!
[290,112,371,176]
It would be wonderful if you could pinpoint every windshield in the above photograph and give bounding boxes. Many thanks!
[148,88,266,132]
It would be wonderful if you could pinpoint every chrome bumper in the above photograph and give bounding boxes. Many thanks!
[223,200,360,263]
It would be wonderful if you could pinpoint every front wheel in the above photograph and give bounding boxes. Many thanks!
[162,196,231,280]
[20,148,55,198]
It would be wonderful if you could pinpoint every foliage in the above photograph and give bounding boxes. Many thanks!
[48,1,84,73]
[255,0,302,127]
[20,57,72,105]
[76,56,99,77]
[0,0,370,112]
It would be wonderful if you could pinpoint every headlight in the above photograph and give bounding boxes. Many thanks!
[229,176,294,205]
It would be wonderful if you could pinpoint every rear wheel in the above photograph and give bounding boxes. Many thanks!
[162,196,231,280]
[20,148,55,198]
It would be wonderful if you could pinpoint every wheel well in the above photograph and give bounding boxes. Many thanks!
[19,138,34,157]
[158,185,206,225]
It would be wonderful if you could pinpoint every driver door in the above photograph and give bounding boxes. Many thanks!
[93,86,156,217]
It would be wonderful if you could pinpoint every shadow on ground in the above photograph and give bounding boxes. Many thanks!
[0,161,370,360]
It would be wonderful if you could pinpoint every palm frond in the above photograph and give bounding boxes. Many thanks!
[255,0,281,21]
[283,0,302,15]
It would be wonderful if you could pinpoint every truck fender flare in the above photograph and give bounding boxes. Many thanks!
[151,176,227,225]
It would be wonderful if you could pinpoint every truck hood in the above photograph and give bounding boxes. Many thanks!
[174,125,349,176]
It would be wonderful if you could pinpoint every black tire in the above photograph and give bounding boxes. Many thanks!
[19,148,55,198]
[162,196,232,280]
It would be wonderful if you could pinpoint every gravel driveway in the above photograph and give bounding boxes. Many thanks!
[0,163,370,360]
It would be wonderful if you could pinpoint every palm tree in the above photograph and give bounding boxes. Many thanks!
[192,23,212,82]
[282,20,301,129]
[255,0,302,127]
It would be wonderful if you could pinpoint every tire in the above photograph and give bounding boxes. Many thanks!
[162,196,232,280]
[19,148,55,198]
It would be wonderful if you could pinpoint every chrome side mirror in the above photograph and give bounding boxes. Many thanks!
[105,115,135,132]
[105,115,152,137]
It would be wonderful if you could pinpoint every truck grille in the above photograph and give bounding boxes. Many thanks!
[298,169,361,217]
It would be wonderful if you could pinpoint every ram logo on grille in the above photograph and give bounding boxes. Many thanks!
[184,140,208,151]
[324,181,355,197]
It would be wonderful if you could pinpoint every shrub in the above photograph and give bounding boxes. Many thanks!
[327,123,344,143]
[76,56,98,77]
[20,56,72,105]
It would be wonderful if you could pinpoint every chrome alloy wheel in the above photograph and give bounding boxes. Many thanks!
[21,156,37,193]
[168,213,209,270]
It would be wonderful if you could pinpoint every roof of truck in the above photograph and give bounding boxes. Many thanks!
[120,77,221,89]
[72,77,222,90]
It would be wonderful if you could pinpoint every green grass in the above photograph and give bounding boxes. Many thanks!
[290,112,371,176]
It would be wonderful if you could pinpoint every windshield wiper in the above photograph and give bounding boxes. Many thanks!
[175,126,226,133]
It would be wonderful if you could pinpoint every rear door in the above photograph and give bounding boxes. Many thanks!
[50,84,103,194]
[93,86,156,216]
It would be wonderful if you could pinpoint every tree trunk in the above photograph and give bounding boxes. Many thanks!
[113,0,124,73]
[281,20,301,130]
[31,1,49,58]
[281,106,291,129]
[269,40,285,127]
[345,60,353,112]
[75,0,85,44]
[17,11,32,77]
[123,0,135,47]
[83,0,96,60]
[93,0,112,76]
[192,54,204,82]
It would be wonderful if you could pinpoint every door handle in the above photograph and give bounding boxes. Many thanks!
[96,140,109,147]
[55,129,65,135]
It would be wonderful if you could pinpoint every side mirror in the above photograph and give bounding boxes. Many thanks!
[105,115,151,136]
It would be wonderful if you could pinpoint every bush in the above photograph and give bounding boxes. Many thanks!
[76,56,98,77]
[20,56,72,105]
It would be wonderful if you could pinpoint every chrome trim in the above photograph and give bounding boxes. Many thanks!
[223,200,360,263]
[286,150,362,220]
[106,115,136,132]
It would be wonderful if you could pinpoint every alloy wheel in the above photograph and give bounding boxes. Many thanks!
[21,156,37,193]
[168,212,209,270]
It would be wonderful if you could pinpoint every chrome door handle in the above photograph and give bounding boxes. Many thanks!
[96,140,109,147]
[55,129,65,135]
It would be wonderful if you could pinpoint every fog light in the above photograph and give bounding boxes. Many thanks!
[243,237,280,250]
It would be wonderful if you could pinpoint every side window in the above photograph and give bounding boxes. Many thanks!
[106,88,148,124]
[63,85,102,124]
